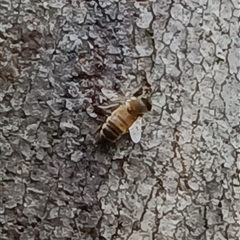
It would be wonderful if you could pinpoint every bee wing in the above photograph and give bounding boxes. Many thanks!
[129,117,143,143]
[101,88,121,101]
[97,103,120,111]
[99,87,126,111]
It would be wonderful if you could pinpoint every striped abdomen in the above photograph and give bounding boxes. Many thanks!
[100,105,138,143]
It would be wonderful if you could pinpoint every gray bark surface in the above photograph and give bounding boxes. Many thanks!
[0,0,239,240]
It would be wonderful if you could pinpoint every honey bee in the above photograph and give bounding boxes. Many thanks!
[98,76,152,144]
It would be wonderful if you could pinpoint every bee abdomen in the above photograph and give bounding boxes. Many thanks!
[100,121,123,142]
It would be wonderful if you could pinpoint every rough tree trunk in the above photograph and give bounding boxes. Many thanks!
[1,0,239,240]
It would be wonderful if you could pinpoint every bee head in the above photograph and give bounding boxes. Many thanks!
[130,96,152,114]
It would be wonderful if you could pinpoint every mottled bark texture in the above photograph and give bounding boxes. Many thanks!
[1,0,240,240]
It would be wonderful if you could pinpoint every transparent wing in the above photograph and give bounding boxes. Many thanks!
[97,103,120,111]
[101,88,121,102]
[99,87,126,112]
[129,117,143,143]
